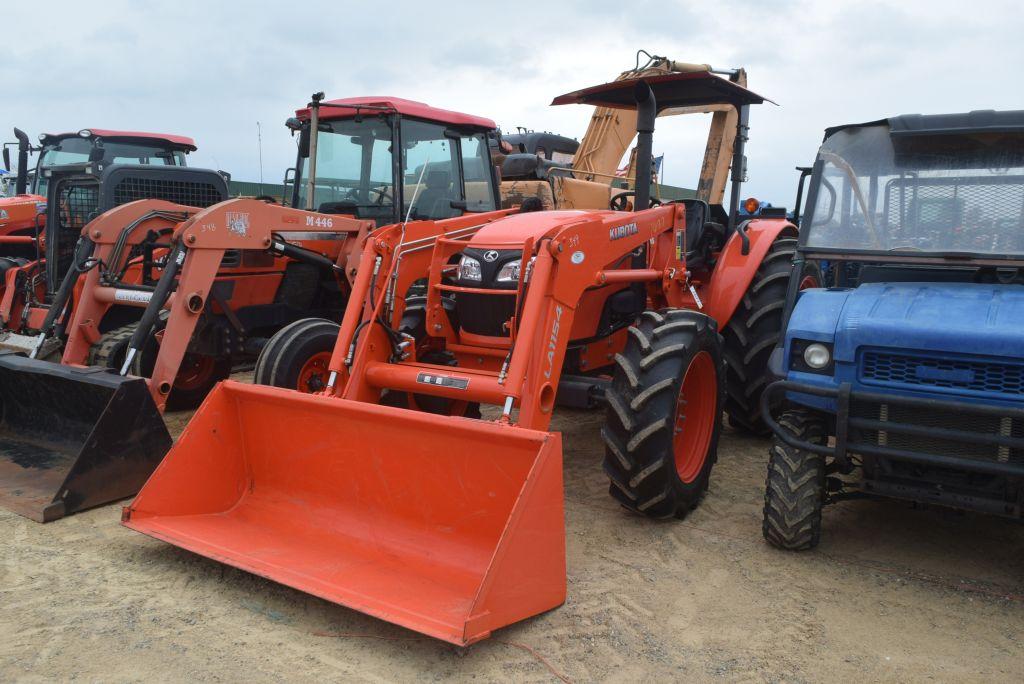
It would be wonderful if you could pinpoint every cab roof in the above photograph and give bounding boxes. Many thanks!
[551,71,768,111]
[295,96,496,130]
[40,129,197,151]
[823,110,1024,141]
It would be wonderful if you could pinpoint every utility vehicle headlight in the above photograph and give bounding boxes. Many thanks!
[803,343,831,369]
[457,255,482,282]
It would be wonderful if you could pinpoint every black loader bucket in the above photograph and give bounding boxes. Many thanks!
[0,353,171,522]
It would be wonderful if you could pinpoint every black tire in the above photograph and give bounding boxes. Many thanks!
[762,409,828,550]
[253,318,339,392]
[602,308,725,519]
[723,235,820,435]
[129,315,232,411]
[88,323,136,369]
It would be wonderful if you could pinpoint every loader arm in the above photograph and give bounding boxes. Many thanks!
[129,198,374,411]
[334,203,690,432]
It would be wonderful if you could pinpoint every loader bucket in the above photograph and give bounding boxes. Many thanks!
[124,381,566,645]
[0,353,172,522]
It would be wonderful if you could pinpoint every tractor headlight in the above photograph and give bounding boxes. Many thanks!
[803,343,831,369]
[457,255,482,282]
[495,256,535,283]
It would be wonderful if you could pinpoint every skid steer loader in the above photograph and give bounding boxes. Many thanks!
[0,95,505,522]
[124,71,801,645]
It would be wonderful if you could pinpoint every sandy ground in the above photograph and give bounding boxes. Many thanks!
[2,382,1023,682]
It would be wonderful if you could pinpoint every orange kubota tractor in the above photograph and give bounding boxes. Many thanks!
[0,95,506,522]
[124,71,802,645]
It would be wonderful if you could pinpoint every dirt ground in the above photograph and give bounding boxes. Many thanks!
[2,384,1023,682]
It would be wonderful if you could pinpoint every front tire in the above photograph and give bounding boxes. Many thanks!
[762,409,828,550]
[254,318,339,392]
[602,309,725,519]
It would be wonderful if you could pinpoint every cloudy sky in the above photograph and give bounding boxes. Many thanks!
[3,0,1021,205]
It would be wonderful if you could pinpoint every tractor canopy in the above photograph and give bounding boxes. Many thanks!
[551,70,768,113]
[801,110,1024,261]
[289,96,500,223]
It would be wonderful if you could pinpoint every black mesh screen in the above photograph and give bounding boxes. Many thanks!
[46,178,100,292]
[883,175,1024,253]
[111,176,225,209]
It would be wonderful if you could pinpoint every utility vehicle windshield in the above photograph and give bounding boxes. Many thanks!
[803,124,1024,258]
[297,116,496,222]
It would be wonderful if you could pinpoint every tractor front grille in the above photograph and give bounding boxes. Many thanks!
[112,176,225,209]
[851,399,1024,466]
[861,350,1024,399]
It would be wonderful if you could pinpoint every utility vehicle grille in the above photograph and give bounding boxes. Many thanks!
[851,400,1024,466]
[112,177,224,209]
[861,350,1024,399]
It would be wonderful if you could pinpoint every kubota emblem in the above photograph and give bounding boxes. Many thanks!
[226,212,250,237]
[483,250,499,262]
[609,222,639,241]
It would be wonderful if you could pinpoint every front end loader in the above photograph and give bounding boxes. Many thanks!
[122,71,793,645]
[125,204,695,645]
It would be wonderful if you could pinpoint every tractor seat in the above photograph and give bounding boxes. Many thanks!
[413,170,459,219]
[680,199,726,269]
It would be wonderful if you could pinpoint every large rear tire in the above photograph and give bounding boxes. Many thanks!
[762,409,828,550]
[723,235,820,435]
[602,309,725,519]
[254,318,339,393]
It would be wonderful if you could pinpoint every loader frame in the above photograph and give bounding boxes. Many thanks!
[59,198,374,411]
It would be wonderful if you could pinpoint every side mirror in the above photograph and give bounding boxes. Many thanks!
[2,147,10,172]
[88,145,105,163]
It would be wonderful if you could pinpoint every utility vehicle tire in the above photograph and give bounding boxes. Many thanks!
[254,317,339,393]
[129,315,232,411]
[723,235,820,435]
[602,308,725,519]
[762,409,828,550]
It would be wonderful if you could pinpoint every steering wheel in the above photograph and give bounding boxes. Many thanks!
[369,187,393,205]
[610,191,662,211]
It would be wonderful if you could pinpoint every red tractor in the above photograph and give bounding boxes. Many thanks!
[125,70,815,645]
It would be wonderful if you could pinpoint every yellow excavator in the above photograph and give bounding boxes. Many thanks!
[499,50,748,211]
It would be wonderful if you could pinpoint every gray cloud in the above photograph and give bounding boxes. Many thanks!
[3,0,1021,204]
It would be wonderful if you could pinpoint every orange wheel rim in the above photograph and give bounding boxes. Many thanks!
[175,354,215,391]
[673,351,716,483]
[799,274,819,290]
[297,352,332,393]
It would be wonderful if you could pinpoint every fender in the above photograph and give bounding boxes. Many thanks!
[700,218,797,328]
